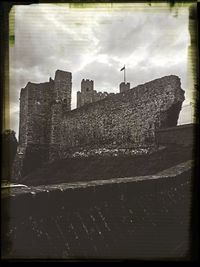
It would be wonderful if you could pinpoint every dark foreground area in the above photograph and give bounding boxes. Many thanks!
[18,144,193,186]
[2,160,193,259]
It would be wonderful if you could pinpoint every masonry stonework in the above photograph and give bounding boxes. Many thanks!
[77,79,113,108]
[53,70,72,111]
[13,71,184,180]
[18,70,71,148]
[50,75,184,161]
[119,82,130,93]
[13,70,72,179]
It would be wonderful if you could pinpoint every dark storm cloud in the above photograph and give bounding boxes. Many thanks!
[9,3,191,137]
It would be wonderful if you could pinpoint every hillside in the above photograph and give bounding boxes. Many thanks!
[19,144,194,186]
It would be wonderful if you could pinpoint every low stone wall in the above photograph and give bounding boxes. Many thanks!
[155,123,195,146]
[2,161,192,260]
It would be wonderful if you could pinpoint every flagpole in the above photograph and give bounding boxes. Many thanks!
[124,65,126,83]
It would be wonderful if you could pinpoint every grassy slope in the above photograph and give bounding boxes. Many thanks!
[20,145,193,186]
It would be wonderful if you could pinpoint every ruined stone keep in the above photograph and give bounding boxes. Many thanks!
[14,70,185,179]
[19,70,72,147]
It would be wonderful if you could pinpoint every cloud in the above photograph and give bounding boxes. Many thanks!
[9,3,191,137]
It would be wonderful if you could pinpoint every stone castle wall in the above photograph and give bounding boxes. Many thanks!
[50,75,184,161]
[155,123,195,146]
[14,72,184,179]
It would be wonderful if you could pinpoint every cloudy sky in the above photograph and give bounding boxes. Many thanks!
[9,3,193,138]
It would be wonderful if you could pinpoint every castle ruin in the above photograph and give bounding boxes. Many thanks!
[19,70,71,148]
[77,79,114,108]
[13,70,185,180]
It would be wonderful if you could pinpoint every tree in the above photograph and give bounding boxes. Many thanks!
[2,129,18,182]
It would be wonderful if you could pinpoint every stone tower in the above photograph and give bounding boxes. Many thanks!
[18,81,53,148]
[53,70,72,111]
[18,70,72,149]
[119,82,130,93]
[80,79,94,106]
[13,70,72,180]
[50,70,72,144]
[76,79,111,108]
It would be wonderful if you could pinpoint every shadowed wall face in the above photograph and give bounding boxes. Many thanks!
[54,70,72,110]
[55,75,184,153]
[19,82,53,146]
[155,124,194,146]
[2,164,192,259]
[13,70,72,180]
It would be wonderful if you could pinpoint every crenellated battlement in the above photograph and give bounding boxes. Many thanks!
[77,79,113,108]
[81,78,93,83]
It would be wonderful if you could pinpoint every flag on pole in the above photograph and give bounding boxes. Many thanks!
[120,66,125,71]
